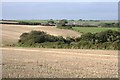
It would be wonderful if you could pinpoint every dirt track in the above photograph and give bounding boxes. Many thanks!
[1,47,118,78]
[1,24,80,44]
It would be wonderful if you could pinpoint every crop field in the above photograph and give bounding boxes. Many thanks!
[72,27,119,33]
[1,1,119,79]
[1,24,119,78]
[2,47,118,78]
[1,24,80,46]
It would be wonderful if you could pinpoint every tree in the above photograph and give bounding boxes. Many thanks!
[48,19,54,24]
[78,19,82,21]
[57,19,68,27]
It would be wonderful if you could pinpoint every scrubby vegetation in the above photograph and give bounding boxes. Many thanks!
[19,31,66,44]
[18,30,120,50]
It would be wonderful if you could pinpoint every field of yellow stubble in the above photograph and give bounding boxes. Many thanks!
[1,48,118,78]
[1,24,119,78]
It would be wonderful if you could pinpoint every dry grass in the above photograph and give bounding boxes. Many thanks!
[1,47,118,78]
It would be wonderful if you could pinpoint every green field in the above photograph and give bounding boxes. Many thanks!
[15,20,117,24]
[72,27,119,33]
[15,20,58,23]
[16,20,48,23]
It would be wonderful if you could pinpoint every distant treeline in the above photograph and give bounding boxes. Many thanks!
[1,21,55,26]
[98,23,120,28]
[1,20,56,26]
[1,20,119,28]
[56,19,98,29]
[17,20,56,26]
[66,23,119,28]
[18,30,120,50]
[57,20,119,29]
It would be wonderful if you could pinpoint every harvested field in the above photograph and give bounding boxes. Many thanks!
[1,24,119,78]
[1,24,80,45]
[1,47,118,78]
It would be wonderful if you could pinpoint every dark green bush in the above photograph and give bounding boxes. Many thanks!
[18,30,120,50]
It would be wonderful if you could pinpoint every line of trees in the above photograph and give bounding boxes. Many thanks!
[56,19,72,29]
[18,20,56,26]
[18,30,120,50]
[56,20,119,29]
[1,19,56,26]
[98,23,119,28]
[1,19,119,28]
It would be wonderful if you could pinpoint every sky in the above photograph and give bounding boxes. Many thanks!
[1,0,120,2]
[1,1,119,20]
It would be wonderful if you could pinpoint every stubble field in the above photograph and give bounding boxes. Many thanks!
[1,47,118,78]
[1,24,119,78]
[2,24,80,45]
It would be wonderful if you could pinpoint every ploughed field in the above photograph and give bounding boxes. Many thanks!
[1,47,118,78]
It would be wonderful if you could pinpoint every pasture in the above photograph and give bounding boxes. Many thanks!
[15,20,58,23]
[72,27,119,33]
[16,20,117,23]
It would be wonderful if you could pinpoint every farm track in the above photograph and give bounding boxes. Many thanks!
[1,47,118,78]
